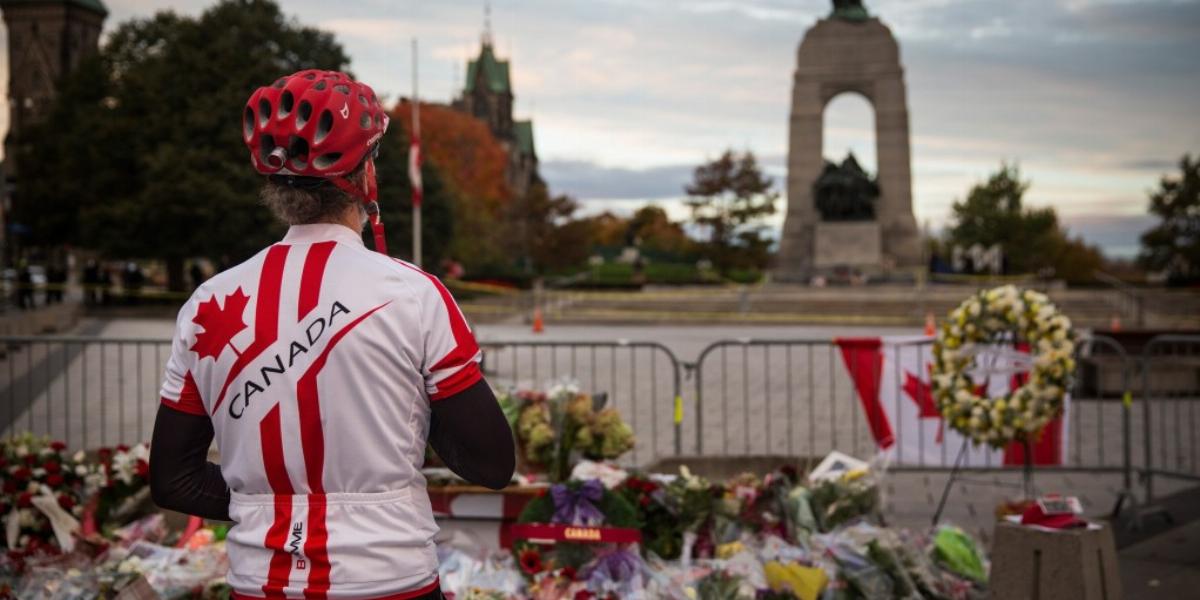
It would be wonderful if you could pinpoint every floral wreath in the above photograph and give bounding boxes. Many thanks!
[932,285,1076,448]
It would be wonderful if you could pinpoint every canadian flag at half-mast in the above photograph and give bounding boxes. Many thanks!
[835,336,1070,467]
[409,135,423,208]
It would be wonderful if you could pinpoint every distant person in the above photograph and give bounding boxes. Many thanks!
[189,261,206,290]
[46,263,67,304]
[16,263,34,310]
[83,260,101,305]
[99,266,114,305]
[122,262,145,305]
[149,69,513,599]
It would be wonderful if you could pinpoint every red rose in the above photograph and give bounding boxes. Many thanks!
[639,495,651,507]
[13,467,32,481]
[0,457,7,468]
[2,481,16,494]
[518,549,544,575]
[43,461,60,474]
[135,459,150,479]
[560,566,577,580]
[22,455,35,466]
[16,492,32,508]
[57,495,75,510]
[116,444,130,453]
[574,591,595,600]
[45,474,64,487]
[50,441,66,452]
[97,448,113,460]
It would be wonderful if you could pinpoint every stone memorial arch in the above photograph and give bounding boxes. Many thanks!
[776,0,921,281]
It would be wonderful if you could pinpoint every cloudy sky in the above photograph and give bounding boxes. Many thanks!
[3,0,1199,257]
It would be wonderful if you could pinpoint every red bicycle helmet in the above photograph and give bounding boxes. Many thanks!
[244,69,391,252]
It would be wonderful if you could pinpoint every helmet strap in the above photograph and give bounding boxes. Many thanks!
[330,158,388,255]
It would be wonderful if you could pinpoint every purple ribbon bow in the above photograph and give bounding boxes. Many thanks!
[550,479,605,525]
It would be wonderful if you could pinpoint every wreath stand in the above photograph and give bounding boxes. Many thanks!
[932,437,1037,526]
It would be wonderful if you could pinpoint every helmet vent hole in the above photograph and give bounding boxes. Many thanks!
[358,94,368,107]
[259,135,277,166]
[297,100,313,128]
[315,109,334,144]
[257,99,271,127]
[374,115,383,128]
[359,114,371,129]
[278,91,294,118]
[335,84,350,94]
[315,80,327,91]
[304,73,317,80]
[243,107,255,141]
[288,136,310,169]
[287,135,309,160]
[272,77,288,89]
[313,152,342,170]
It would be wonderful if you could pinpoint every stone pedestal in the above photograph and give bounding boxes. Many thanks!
[814,222,881,270]
[989,522,1122,600]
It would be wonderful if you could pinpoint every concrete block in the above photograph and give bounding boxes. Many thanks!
[989,522,1122,600]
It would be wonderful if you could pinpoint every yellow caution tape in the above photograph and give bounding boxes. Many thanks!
[1123,391,1133,409]
[674,396,684,425]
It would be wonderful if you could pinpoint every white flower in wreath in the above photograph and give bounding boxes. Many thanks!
[73,451,86,464]
[32,468,45,479]
[75,465,88,477]
[18,509,36,528]
[15,445,28,458]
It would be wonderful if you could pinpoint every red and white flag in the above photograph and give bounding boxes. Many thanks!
[836,336,1070,467]
[408,135,423,208]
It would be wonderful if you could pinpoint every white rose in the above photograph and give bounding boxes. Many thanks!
[73,451,86,463]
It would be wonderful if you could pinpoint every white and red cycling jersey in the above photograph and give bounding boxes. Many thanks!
[159,223,481,599]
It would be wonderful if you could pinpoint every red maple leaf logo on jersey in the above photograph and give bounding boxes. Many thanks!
[190,288,251,360]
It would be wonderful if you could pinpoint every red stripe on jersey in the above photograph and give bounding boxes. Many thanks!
[259,403,295,597]
[429,361,482,401]
[296,301,391,597]
[392,260,479,372]
[162,370,206,415]
[212,245,290,416]
[232,578,441,600]
[298,241,337,322]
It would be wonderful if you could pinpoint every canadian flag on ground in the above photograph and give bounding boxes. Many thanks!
[836,336,1070,467]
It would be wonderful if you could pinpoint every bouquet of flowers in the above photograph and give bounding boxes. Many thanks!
[93,444,153,530]
[501,383,635,482]
[0,435,96,562]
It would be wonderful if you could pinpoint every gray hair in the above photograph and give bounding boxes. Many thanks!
[260,167,366,226]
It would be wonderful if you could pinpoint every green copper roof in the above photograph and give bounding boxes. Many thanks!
[830,0,868,22]
[0,0,108,16]
[464,43,511,94]
[513,120,535,158]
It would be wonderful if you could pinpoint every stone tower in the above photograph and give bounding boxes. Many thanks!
[775,0,921,281]
[452,12,539,199]
[1,0,107,163]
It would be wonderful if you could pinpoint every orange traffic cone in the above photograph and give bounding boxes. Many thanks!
[924,312,937,337]
[1110,314,1122,333]
[532,307,545,334]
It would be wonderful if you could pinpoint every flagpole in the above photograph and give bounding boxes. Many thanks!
[411,37,423,268]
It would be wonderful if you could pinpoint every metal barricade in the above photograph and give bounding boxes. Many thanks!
[690,339,880,461]
[0,335,172,450]
[479,340,683,467]
[1140,335,1200,501]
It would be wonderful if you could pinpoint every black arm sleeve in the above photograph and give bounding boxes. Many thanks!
[428,379,516,490]
[149,404,232,521]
